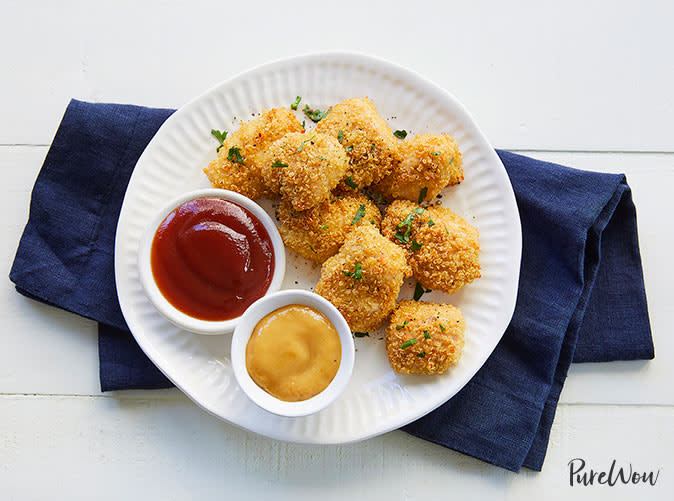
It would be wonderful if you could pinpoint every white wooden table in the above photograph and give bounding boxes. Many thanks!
[2,1,672,499]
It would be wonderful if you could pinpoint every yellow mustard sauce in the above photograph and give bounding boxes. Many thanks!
[246,304,341,402]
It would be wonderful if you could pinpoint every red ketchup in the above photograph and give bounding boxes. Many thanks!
[151,198,274,321]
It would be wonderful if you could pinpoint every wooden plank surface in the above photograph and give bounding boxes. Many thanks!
[0,396,670,500]
[1,1,673,151]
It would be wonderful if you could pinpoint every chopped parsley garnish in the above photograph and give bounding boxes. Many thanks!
[395,229,411,244]
[417,351,426,358]
[227,147,244,165]
[353,331,369,338]
[431,151,441,156]
[337,130,344,143]
[413,282,425,301]
[319,224,329,231]
[271,160,288,168]
[449,157,454,165]
[344,176,358,189]
[423,330,430,339]
[398,213,416,228]
[307,243,317,254]
[371,142,376,150]
[439,323,446,332]
[297,135,316,152]
[395,208,423,244]
[445,226,450,235]
[210,129,227,152]
[418,187,428,204]
[428,217,435,227]
[401,339,418,349]
[410,239,423,252]
[345,145,354,152]
[395,218,412,244]
[393,129,407,140]
[301,120,306,129]
[343,262,363,279]
[351,204,366,225]
[291,96,302,110]
[303,105,330,122]
[395,321,409,330]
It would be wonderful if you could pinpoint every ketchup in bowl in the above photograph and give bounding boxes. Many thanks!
[150,197,275,321]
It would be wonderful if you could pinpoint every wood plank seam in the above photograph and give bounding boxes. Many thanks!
[3,144,674,155]
[0,394,672,408]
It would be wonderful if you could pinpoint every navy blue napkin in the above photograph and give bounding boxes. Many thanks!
[10,100,653,472]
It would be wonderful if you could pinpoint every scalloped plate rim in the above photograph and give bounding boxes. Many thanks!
[114,51,522,444]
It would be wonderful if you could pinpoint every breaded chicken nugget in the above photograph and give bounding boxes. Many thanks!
[316,97,399,189]
[204,108,303,199]
[374,133,463,202]
[315,224,411,332]
[276,191,381,263]
[260,132,347,211]
[386,300,465,375]
[381,200,481,294]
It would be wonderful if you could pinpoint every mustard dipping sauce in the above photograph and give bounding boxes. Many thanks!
[245,304,342,402]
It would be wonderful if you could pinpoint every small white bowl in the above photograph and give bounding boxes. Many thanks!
[137,188,285,335]
[231,290,355,417]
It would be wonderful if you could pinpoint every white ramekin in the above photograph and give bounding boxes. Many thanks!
[137,188,286,335]
[231,289,355,417]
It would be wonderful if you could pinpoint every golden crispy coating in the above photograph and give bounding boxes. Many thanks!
[276,191,381,264]
[386,300,465,375]
[381,200,481,294]
[260,132,348,212]
[374,133,463,202]
[204,108,303,199]
[315,224,411,332]
[316,97,399,189]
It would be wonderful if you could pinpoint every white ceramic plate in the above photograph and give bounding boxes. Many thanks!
[115,52,522,444]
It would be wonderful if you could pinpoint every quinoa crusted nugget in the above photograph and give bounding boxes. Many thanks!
[260,132,348,212]
[315,224,411,333]
[276,191,381,264]
[381,200,481,294]
[204,108,303,199]
[386,300,465,375]
[316,97,399,189]
[374,133,463,202]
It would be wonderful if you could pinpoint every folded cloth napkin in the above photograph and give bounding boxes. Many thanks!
[10,100,654,472]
